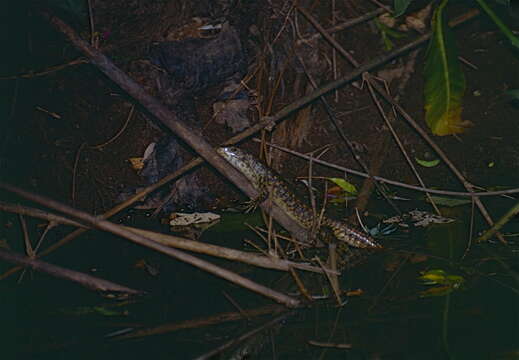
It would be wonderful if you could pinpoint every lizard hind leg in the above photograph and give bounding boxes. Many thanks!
[242,187,269,213]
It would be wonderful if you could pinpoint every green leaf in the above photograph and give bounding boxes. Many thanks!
[415,157,440,167]
[394,0,414,17]
[418,269,464,297]
[419,269,448,284]
[327,177,357,195]
[419,269,464,287]
[424,0,467,136]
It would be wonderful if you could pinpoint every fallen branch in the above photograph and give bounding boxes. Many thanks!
[42,12,310,245]
[124,226,338,275]
[0,201,337,275]
[0,182,301,308]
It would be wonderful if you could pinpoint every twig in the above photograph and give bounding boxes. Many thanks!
[19,214,33,257]
[0,182,301,308]
[295,52,401,216]
[90,104,135,149]
[289,266,313,302]
[297,6,472,217]
[365,78,506,244]
[461,198,476,260]
[71,142,86,207]
[35,106,61,119]
[87,0,96,47]
[364,74,441,215]
[0,201,86,228]
[458,56,478,70]
[297,8,386,45]
[256,8,480,129]
[331,0,338,102]
[314,256,344,306]
[297,6,359,67]
[125,226,339,275]
[0,248,141,295]
[255,140,519,198]
[0,58,88,80]
[309,340,352,349]
[477,199,519,243]
[369,0,393,14]
[222,291,250,321]
[34,222,55,253]
[18,214,32,283]
[327,243,342,306]
[0,200,338,275]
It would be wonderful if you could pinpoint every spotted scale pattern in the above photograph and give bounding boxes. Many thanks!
[217,146,380,249]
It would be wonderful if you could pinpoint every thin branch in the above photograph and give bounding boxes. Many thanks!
[0,58,88,80]
[365,77,506,244]
[297,6,359,67]
[90,104,135,149]
[364,74,441,215]
[0,182,301,308]
[124,226,338,275]
[477,199,519,243]
[71,142,86,207]
[0,200,337,275]
[296,8,386,45]
[0,201,87,228]
[256,9,480,128]
[295,52,401,216]
[254,140,519,198]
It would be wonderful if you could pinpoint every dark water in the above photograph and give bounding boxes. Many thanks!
[1,205,518,360]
